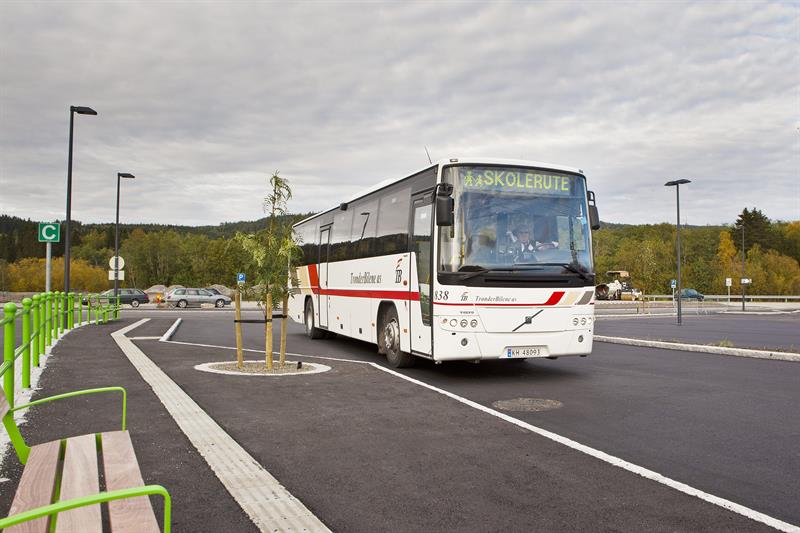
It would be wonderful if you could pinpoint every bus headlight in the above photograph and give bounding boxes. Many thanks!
[571,316,592,329]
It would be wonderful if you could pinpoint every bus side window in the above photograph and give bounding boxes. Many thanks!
[375,187,411,256]
[351,199,378,259]
[331,209,354,262]
[299,222,317,265]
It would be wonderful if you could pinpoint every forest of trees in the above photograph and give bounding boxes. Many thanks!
[593,210,800,295]
[1,209,798,295]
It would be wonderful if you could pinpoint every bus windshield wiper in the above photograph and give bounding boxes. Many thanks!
[453,264,540,281]
[454,266,492,281]
[536,262,594,282]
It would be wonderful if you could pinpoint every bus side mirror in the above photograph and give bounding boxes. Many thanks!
[436,196,454,226]
[588,190,600,230]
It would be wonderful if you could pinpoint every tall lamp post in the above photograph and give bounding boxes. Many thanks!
[665,179,691,325]
[64,105,98,294]
[741,225,746,312]
[114,173,135,297]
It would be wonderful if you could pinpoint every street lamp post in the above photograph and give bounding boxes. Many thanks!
[741,225,746,312]
[64,105,97,294]
[665,179,691,325]
[114,173,135,297]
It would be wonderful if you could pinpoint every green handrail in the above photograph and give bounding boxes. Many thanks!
[3,302,15,406]
[1,291,121,411]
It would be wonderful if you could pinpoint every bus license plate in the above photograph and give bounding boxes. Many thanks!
[503,346,548,358]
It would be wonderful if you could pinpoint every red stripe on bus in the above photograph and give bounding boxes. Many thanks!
[305,264,420,301]
[308,263,320,289]
[320,288,420,300]
[433,291,565,307]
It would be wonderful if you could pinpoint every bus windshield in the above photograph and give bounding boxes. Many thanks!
[438,165,593,275]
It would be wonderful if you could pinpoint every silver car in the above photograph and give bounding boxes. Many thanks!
[167,288,231,308]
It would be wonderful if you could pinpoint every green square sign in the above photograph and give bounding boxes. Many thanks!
[38,222,61,243]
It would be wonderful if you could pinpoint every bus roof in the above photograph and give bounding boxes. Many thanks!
[293,157,585,227]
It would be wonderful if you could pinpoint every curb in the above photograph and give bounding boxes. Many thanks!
[159,318,182,342]
[719,309,800,316]
[595,335,800,363]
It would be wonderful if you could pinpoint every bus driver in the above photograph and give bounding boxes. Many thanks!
[509,226,537,262]
[505,224,559,263]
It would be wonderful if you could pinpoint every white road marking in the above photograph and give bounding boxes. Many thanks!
[370,364,799,532]
[159,334,800,532]
[596,335,800,362]
[159,318,182,342]
[112,319,330,532]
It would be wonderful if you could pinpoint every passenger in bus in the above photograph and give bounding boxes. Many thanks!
[467,233,495,265]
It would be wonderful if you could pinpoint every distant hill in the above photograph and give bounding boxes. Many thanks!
[0,213,313,262]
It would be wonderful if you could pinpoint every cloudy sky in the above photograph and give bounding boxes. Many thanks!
[1,1,798,227]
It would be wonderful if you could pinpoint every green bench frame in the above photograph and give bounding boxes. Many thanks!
[1,385,171,532]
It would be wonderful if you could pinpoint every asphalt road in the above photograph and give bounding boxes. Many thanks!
[3,311,797,531]
[595,313,800,351]
[161,310,800,528]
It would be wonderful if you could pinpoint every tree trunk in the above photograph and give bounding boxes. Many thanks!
[265,291,273,370]
[280,294,288,367]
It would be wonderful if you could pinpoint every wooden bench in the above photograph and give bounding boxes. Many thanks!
[1,386,171,532]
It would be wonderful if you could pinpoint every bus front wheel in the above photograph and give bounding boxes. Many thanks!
[381,306,414,368]
[305,298,325,339]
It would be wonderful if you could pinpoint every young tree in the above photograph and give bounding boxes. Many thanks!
[236,171,301,370]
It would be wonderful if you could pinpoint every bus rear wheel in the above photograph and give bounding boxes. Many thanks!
[305,298,325,339]
[381,306,414,368]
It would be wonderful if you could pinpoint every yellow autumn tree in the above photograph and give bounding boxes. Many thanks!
[714,230,738,293]
[8,257,107,292]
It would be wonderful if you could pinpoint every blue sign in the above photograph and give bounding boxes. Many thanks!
[237,273,246,283]
[670,279,677,289]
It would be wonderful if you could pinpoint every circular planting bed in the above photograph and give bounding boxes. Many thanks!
[194,360,331,376]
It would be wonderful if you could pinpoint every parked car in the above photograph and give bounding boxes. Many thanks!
[82,288,150,307]
[678,288,705,301]
[167,288,231,308]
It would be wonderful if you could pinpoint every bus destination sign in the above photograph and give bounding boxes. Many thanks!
[459,167,574,196]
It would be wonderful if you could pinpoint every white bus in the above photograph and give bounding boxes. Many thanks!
[288,158,600,367]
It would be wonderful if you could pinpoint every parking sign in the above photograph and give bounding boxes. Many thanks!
[237,273,246,284]
[38,223,60,243]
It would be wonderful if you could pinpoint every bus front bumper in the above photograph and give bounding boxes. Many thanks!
[433,329,593,361]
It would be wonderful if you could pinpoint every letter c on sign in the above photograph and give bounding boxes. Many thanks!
[43,225,56,240]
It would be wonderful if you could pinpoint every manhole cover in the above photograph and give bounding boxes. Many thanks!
[492,398,563,412]
[195,360,331,376]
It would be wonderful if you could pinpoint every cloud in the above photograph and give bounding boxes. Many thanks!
[0,1,797,226]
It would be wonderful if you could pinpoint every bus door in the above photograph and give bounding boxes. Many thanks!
[318,226,331,329]
[409,193,433,355]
